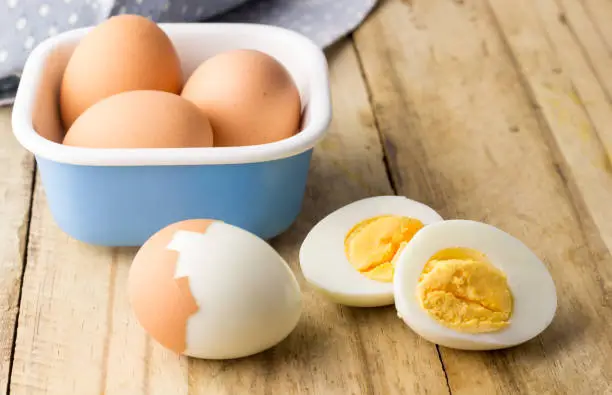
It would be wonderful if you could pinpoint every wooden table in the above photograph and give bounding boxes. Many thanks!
[2,0,612,393]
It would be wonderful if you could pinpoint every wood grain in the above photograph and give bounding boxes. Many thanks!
[555,0,612,101]
[579,0,612,64]
[8,40,449,395]
[490,0,612,252]
[7,0,612,393]
[0,107,35,395]
[353,0,612,393]
[10,174,129,394]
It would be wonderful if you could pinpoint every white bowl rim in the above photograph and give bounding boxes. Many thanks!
[11,23,332,167]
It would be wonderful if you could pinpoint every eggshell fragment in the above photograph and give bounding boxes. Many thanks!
[128,219,210,353]
[62,90,213,148]
[59,14,183,130]
[181,49,301,147]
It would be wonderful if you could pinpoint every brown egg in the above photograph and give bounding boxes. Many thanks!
[59,14,183,130]
[181,49,301,147]
[62,90,213,148]
[128,219,212,353]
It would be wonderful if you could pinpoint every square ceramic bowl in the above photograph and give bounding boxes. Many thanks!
[11,23,331,246]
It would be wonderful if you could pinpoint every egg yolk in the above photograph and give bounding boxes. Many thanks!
[416,247,513,333]
[344,215,424,282]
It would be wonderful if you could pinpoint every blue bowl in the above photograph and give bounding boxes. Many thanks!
[12,23,331,246]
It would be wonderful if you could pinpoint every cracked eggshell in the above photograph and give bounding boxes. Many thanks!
[128,219,302,359]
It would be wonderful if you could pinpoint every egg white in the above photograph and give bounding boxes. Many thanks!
[168,221,302,359]
[299,196,444,307]
[393,219,557,350]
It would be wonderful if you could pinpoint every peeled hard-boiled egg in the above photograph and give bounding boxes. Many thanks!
[299,196,444,307]
[62,90,213,148]
[60,14,183,130]
[128,219,302,360]
[181,49,301,147]
[394,219,557,350]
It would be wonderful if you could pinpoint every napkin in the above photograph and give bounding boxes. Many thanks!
[0,0,377,105]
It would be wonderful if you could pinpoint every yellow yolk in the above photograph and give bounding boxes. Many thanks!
[417,248,513,333]
[344,215,424,282]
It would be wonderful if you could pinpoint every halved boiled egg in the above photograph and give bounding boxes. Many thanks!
[394,220,557,350]
[299,196,444,307]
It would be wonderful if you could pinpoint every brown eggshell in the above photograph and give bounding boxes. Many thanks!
[128,219,214,353]
[59,14,183,130]
[181,49,301,147]
[62,90,213,148]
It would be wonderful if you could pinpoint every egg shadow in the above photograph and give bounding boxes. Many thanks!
[118,246,140,256]
[187,316,329,373]
[343,303,398,323]
[437,304,587,365]
[508,304,587,359]
[264,316,332,364]
[339,293,586,372]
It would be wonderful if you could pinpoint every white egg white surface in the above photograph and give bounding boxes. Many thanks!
[168,222,302,359]
[393,220,557,351]
[299,195,444,307]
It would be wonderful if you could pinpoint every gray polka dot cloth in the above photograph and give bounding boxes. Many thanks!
[0,0,376,106]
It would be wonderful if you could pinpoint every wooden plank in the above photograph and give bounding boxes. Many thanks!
[9,39,449,395]
[501,0,612,252]
[0,107,35,395]
[579,0,612,59]
[555,0,612,102]
[9,177,135,394]
[484,1,612,391]
[353,0,612,393]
